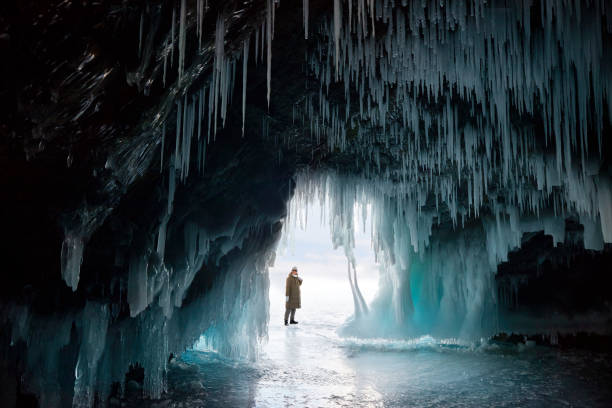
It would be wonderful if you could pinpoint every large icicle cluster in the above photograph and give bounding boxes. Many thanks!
[288,168,609,340]
[7,212,279,405]
[127,0,612,346]
[59,0,267,290]
[61,0,611,291]
[293,0,612,247]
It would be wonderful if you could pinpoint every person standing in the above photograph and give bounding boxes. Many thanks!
[285,266,302,325]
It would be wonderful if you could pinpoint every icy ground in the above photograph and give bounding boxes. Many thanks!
[117,301,612,408]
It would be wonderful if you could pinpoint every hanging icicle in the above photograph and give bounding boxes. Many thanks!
[178,0,186,81]
[266,0,273,109]
[242,37,250,137]
[303,0,309,39]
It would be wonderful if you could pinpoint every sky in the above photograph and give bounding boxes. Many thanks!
[268,199,380,324]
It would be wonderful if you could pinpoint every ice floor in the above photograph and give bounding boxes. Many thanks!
[120,302,612,408]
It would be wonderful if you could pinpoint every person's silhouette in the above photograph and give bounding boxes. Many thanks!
[284,266,303,325]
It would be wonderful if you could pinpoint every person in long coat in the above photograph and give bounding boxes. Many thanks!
[285,266,303,325]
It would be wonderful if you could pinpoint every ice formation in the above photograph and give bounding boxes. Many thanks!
[8,206,279,405]
[294,0,612,240]
[60,235,84,291]
[141,0,611,262]
[282,2,611,340]
[303,0,309,39]
[19,0,610,405]
[287,168,610,339]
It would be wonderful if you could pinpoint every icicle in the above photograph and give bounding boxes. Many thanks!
[334,0,341,78]
[178,0,187,81]
[347,259,363,317]
[352,262,369,315]
[260,23,265,64]
[138,10,144,58]
[266,0,272,108]
[212,13,225,137]
[181,95,188,180]
[242,37,250,137]
[163,38,168,86]
[175,99,182,172]
[303,0,309,39]
[160,124,165,172]
[197,0,204,50]
[198,88,203,141]
[60,235,84,291]
[170,7,176,68]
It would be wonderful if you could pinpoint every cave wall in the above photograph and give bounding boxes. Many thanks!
[0,1,301,403]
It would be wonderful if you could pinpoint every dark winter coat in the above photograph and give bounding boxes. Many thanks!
[285,274,302,309]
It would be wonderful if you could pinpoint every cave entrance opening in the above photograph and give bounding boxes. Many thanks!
[177,173,612,407]
[268,195,379,331]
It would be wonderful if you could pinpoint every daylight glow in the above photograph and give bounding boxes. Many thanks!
[269,199,378,324]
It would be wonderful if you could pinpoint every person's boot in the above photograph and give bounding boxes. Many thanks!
[284,320,288,326]
[290,320,298,324]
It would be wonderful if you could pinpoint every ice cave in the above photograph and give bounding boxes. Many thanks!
[1,0,612,406]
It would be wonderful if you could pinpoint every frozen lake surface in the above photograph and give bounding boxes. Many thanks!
[120,303,612,408]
